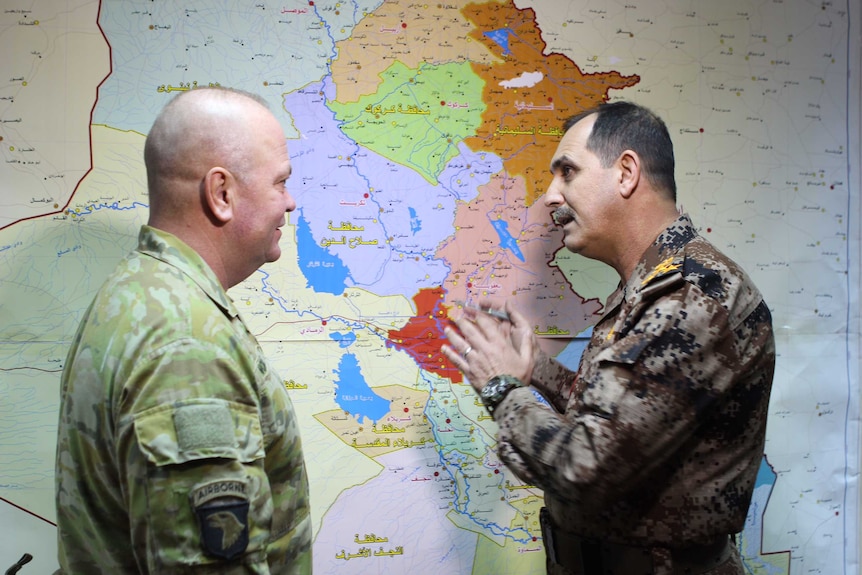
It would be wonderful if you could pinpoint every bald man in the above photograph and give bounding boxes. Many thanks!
[443,102,774,574]
[55,88,310,574]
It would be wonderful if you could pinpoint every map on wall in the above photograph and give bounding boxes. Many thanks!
[0,0,856,573]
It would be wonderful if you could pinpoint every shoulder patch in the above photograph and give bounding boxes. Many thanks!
[192,479,250,560]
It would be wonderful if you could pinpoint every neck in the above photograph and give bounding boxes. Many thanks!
[148,215,233,290]
[612,205,679,283]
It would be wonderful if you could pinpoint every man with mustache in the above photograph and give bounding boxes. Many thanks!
[55,88,311,574]
[443,101,775,575]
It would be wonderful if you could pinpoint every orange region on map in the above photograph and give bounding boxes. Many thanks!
[329,2,498,103]
[329,60,486,184]
[462,0,640,206]
[315,385,435,457]
[436,169,604,346]
[386,286,463,383]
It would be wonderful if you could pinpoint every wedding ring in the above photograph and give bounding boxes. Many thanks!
[462,346,473,358]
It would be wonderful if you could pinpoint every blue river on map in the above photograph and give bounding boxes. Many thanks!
[295,210,350,295]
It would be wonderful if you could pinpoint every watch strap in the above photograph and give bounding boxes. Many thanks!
[481,374,524,414]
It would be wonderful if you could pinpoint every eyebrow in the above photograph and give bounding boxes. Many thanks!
[550,154,575,174]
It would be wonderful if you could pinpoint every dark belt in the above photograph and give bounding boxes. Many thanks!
[539,507,733,575]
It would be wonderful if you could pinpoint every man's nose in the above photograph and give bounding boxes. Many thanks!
[544,178,563,207]
[284,191,297,213]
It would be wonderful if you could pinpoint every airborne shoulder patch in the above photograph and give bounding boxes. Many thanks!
[191,479,250,560]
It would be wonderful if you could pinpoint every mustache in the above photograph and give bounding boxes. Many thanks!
[551,206,576,225]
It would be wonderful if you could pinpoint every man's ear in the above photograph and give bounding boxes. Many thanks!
[617,150,641,199]
[202,166,234,224]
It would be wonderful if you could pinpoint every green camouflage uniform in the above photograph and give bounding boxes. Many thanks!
[493,215,775,574]
[55,226,311,574]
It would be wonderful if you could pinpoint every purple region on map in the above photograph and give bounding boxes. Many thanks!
[283,80,504,298]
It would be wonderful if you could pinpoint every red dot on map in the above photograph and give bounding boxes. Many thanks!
[467,282,473,288]
[446,418,451,423]
[707,228,712,233]
[533,536,538,541]
[494,469,500,474]
[308,1,314,5]
[364,192,369,198]
[403,407,409,413]
[322,320,327,325]
[440,100,446,106]
[434,471,440,476]
[401,22,407,28]
[548,97,553,103]
[700,128,704,133]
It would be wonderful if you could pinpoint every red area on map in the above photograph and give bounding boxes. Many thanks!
[386,287,463,383]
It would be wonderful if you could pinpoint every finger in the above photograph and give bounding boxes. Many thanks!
[442,326,469,352]
[469,307,501,339]
[443,326,485,362]
[504,299,529,329]
[458,303,510,343]
[440,343,461,366]
[450,314,487,346]
[440,342,474,379]
[473,299,510,324]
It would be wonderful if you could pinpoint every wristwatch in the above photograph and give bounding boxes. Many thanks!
[480,374,524,414]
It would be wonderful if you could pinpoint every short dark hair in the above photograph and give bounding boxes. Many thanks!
[563,101,676,200]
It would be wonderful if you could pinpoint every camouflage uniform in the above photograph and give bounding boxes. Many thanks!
[55,226,311,574]
[493,215,775,574]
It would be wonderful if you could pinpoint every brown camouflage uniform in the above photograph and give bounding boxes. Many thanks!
[55,226,311,574]
[493,215,775,574]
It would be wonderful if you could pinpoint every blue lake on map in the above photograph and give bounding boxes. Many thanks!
[333,352,390,423]
[295,210,350,295]
[490,218,525,261]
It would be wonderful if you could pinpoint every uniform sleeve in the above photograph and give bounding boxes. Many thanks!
[492,279,755,510]
[115,338,275,574]
[527,351,578,413]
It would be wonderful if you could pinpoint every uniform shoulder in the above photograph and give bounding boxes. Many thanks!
[681,236,764,324]
[88,251,224,353]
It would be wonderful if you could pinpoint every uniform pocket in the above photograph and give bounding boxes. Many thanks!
[134,399,264,465]
[581,333,651,417]
[131,399,271,570]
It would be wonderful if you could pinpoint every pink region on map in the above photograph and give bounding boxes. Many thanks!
[437,170,604,340]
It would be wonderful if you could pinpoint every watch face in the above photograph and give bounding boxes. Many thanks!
[482,377,504,400]
[481,375,521,409]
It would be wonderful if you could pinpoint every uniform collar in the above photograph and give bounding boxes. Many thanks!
[136,225,238,318]
[602,214,697,315]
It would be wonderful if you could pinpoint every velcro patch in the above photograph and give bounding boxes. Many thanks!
[173,403,235,452]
